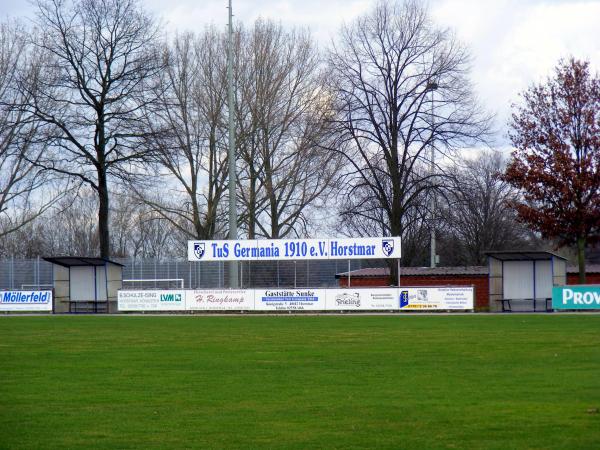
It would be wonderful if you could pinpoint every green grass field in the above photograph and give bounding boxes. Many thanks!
[1,315,599,449]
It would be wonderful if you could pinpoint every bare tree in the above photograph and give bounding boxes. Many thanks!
[24,0,162,258]
[236,20,343,239]
[0,21,65,239]
[328,1,490,276]
[139,29,230,240]
[111,190,181,258]
[438,151,540,265]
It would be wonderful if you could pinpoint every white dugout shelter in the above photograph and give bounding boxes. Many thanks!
[44,257,123,313]
[487,251,567,312]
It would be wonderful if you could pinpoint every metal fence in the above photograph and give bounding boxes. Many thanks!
[0,257,376,290]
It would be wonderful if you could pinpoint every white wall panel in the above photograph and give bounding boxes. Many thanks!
[534,260,553,299]
[503,261,534,299]
[70,266,95,301]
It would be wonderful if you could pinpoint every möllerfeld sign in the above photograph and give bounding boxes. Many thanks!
[552,285,600,309]
[0,290,53,311]
[187,237,401,261]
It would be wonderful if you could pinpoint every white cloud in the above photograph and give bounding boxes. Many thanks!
[4,0,599,145]
[432,0,600,141]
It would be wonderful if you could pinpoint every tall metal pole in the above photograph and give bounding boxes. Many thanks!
[227,0,239,287]
[429,85,437,268]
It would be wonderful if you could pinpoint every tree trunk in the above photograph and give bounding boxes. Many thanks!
[264,155,279,239]
[98,169,110,258]
[577,235,586,284]
[247,172,256,239]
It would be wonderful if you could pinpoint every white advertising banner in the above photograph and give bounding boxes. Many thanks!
[186,289,254,311]
[254,289,327,311]
[399,287,474,310]
[118,290,186,311]
[117,287,473,312]
[187,237,401,261]
[326,288,398,310]
[0,290,53,311]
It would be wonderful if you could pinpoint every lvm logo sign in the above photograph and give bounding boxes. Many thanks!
[160,293,182,303]
[552,285,600,309]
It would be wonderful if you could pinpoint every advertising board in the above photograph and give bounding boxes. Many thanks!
[399,287,474,310]
[0,290,53,311]
[187,237,401,261]
[118,290,186,311]
[552,285,600,309]
[326,288,398,310]
[186,289,254,310]
[117,287,473,312]
[254,289,327,311]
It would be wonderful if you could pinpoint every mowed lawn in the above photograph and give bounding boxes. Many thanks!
[1,315,599,449]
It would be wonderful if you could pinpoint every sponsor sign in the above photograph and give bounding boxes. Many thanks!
[0,290,53,311]
[326,288,398,310]
[254,289,326,311]
[399,287,473,310]
[552,285,600,309]
[116,287,472,312]
[186,289,254,311]
[118,290,185,311]
[187,237,401,261]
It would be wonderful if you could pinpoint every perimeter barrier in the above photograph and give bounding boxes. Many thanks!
[117,287,474,312]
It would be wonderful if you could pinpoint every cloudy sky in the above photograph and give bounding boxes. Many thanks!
[3,0,600,144]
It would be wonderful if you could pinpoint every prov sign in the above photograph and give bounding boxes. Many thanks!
[552,285,600,309]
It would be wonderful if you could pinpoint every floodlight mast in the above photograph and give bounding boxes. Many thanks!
[227,0,239,287]
[427,81,438,269]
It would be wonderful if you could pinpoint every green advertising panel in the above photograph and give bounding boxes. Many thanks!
[552,285,600,309]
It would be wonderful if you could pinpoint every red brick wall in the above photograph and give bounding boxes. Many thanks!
[339,271,600,310]
[567,273,600,284]
[339,275,489,309]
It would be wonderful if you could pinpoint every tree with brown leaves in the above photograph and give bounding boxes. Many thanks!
[503,58,600,283]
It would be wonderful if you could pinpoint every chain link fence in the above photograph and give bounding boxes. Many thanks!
[0,257,376,290]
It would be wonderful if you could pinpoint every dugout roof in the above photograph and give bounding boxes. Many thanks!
[43,257,124,268]
[484,251,566,261]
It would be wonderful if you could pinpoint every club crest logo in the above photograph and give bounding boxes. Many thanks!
[382,239,394,257]
[194,242,205,259]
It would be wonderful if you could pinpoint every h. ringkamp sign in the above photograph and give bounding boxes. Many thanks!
[187,237,401,261]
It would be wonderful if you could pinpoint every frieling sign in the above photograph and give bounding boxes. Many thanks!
[187,237,401,261]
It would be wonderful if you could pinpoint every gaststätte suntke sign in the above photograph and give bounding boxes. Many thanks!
[187,237,401,261]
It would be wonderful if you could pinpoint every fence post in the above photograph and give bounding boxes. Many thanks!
[347,260,351,288]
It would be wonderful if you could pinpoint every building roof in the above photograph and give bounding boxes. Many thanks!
[43,257,125,268]
[484,250,567,261]
[336,264,600,278]
[335,266,488,278]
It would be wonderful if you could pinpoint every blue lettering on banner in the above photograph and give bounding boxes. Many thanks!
[1,291,50,304]
[262,290,318,302]
[189,237,400,261]
[329,241,376,257]
[262,296,318,302]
